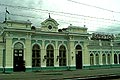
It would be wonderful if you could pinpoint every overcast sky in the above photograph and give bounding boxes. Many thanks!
[0,0,120,33]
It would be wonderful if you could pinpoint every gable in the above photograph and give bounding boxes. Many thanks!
[41,16,59,32]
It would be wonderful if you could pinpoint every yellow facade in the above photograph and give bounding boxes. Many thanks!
[0,17,120,72]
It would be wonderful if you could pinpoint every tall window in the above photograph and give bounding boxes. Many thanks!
[46,45,54,66]
[102,54,106,65]
[90,54,94,65]
[96,54,99,65]
[32,44,41,67]
[119,54,120,64]
[114,54,118,64]
[107,54,110,64]
[59,45,66,66]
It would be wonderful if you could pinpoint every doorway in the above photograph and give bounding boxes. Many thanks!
[13,49,25,71]
[76,45,82,69]
[13,42,25,72]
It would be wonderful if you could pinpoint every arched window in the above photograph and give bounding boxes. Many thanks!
[76,45,82,50]
[59,45,66,66]
[46,45,54,66]
[102,54,106,65]
[114,54,118,64]
[96,54,99,65]
[107,54,110,64]
[32,44,41,67]
[90,54,94,65]
[14,42,24,49]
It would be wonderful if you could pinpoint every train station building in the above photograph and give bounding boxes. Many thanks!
[0,16,120,72]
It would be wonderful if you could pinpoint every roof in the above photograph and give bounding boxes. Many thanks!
[5,20,32,24]
[68,25,88,30]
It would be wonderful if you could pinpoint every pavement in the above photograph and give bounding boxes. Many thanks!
[0,68,120,80]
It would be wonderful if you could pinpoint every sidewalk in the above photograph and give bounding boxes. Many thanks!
[0,68,120,80]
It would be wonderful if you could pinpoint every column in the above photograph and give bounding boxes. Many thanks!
[25,35,32,71]
[68,40,75,67]
[106,54,108,65]
[118,53,120,64]
[117,54,119,64]
[41,40,46,67]
[54,41,59,67]
[99,51,103,65]
[94,54,96,65]
[83,41,90,67]
[111,47,114,64]
[0,48,3,68]
[5,37,13,72]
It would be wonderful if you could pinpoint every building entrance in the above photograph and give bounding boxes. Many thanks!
[13,49,25,72]
[13,42,25,72]
[75,45,82,69]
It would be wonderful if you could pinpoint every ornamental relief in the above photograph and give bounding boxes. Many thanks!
[114,51,120,54]
[74,41,84,47]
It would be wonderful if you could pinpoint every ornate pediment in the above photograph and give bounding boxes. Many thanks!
[41,14,59,32]
[41,17,59,27]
